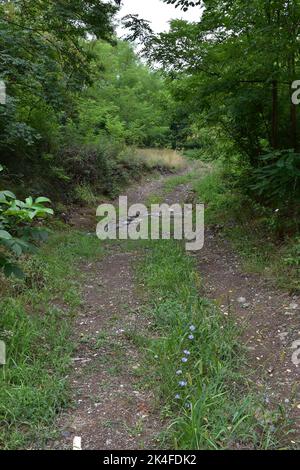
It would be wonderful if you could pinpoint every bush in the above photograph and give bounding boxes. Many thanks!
[53,142,149,201]
[251,150,300,204]
[0,165,53,278]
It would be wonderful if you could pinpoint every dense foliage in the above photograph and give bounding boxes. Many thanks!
[126,0,300,214]
[0,1,174,200]
[0,0,119,158]
[0,165,53,278]
[1,0,299,450]
[1,0,300,220]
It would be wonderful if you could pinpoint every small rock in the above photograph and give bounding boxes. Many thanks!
[116,329,125,334]
[279,332,288,341]
[289,303,299,310]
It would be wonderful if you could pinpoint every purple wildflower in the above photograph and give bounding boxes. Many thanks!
[178,381,187,387]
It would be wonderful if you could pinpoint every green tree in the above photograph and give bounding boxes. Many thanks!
[0,0,120,168]
[76,40,173,147]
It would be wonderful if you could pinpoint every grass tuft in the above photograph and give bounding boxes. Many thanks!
[134,148,186,171]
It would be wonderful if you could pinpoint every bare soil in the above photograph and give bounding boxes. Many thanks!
[197,228,300,446]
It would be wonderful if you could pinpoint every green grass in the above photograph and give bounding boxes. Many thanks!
[74,183,98,205]
[163,174,195,192]
[162,162,210,195]
[1,161,294,450]
[165,165,300,292]
[0,230,103,449]
[135,239,282,450]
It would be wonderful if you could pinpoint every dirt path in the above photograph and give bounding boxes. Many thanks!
[49,173,192,450]
[198,227,300,446]
[49,169,300,449]
[51,249,159,450]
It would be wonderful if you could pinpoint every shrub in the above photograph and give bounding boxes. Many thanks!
[0,165,53,278]
[251,150,300,203]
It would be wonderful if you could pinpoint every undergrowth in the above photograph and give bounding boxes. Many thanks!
[0,230,103,449]
[173,163,300,293]
[164,163,300,293]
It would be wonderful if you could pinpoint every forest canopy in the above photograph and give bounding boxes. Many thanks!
[1,0,300,211]
[0,0,174,200]
[125,0,300,208]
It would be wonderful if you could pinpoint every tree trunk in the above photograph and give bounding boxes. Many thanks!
[271,80,278,149]
[289,51,297,151]
[290,97,297,151]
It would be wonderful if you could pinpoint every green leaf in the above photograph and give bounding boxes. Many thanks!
[35,196,52,204]
[8,240,23,256]
[4,263,25,279]
[25,196,33,207]
[0,190,16,199]
[23,227,50,242]
[0,229,12,240]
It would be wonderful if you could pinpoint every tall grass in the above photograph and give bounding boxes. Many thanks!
[134,148,186,171]
[0,230,103,449]
[189,165,300,291]
[137,240,281,449]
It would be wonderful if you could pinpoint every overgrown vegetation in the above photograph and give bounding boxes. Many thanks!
[0,165,54,278]
[162,161,300,292]
[137,239,282,449]
[0,229,103,449]
[1,0,300,452]
[126,0,300,249]
[0,1,176,201]
[134,148,186,172]
[191,164,300,292]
